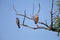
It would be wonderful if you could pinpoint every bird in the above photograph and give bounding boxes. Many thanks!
[33,3,40,24]
[34,14,39,24]
[32,2,40,24]
[16,18,20,28]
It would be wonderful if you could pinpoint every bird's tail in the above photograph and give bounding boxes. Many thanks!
[35,21,37,24]
[18,25,20,28]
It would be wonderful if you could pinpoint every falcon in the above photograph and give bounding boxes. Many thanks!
[34,15,39,24]
[16,18,20,28]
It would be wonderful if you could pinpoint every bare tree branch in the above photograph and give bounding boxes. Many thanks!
[23,10,26,25]
[32,3,34,16]
[16,13,33,20]
[35,2,40,15]
[50,0,54,28]
[37,0,40,14]
[13,4,18,14]
[38,22,49,27]
[20,23,60,33]
[19,24,49,30]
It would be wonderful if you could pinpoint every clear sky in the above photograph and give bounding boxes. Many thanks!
[0,0,60,40]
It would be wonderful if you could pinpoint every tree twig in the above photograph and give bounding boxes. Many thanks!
[52,9,58,15]
[16,13,33,20]
[38,22,49,27]
[13,4,18,14]
[23,10,26,25]
[35,1,40,15]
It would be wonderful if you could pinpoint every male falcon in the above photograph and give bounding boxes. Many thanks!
[16,18,20,28]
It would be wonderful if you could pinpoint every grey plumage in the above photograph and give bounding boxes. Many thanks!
[16,18,20,28]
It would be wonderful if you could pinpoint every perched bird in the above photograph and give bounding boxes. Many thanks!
[34,2,40,24]
[16,18,20,28]
[34,14,39,24]
[32,2,40,24]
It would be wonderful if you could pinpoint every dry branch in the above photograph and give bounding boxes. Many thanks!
[19,23,49,30]
[50,0,54,29]
[23,10,26,25]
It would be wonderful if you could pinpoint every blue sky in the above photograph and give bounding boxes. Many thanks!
[0,0,60,40]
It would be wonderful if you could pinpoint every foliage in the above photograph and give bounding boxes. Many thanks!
[54,17,60,30]
[57,0,60,6]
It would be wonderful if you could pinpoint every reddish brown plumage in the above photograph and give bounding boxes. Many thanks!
[34,15,38,24]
